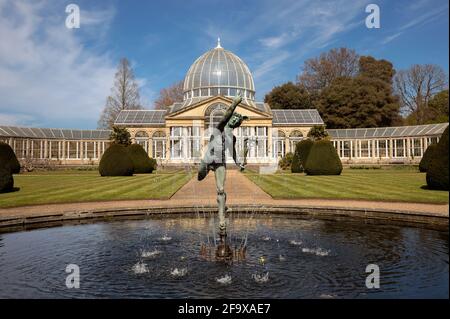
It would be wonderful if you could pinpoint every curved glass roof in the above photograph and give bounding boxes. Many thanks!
[183,40,255,101]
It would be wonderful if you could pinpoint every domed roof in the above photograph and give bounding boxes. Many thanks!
[183,39,255,103]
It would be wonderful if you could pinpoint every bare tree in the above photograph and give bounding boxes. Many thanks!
[297,48,359,93]
[154,80,184,110]
[394,64,447,124]
[98,58,143,129]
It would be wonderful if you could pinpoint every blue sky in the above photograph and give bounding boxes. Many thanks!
[0,0,448,129]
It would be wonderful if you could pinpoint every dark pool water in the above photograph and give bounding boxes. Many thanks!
[0,214,448,298]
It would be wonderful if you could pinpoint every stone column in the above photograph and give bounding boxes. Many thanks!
[372,139,376,159]
[267,126,273,158]
[389,139,393,158]
[406,138,411,159]
[166,127,171,160]
[148,136,153,158]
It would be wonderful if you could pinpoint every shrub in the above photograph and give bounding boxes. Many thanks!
[0,167,14,193]
[110,126,131,145]
[307,125,329,141]
[292,139,313,173]
[149,157,157,171]
[304,139,343,175]
[419,143,438,173]
[0,142,20,173]
[426,126,449,190]
[278,152,294,170]
[99,144,134,176]
[127,144,156,173]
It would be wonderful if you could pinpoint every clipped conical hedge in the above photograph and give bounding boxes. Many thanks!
[127,144,156,174]
[0,167,14,193]
[304,139,342,175]
[99,144,134,176]
[419,143,438,173]
[426,126,449,190]
[0,142,20,174]
[292,139,313,173]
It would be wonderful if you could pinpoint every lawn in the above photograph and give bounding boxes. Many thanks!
[244,169,449,204]
[0,170,192,208]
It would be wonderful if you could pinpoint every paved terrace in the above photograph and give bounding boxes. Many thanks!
[0,171,448,229]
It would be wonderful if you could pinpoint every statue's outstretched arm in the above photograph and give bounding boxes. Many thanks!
[217,93,242,131]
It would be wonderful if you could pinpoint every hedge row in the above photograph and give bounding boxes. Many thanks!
[99,143,157,176]
[419,143,438,173]
[291,139,313,173]
[0,142,19,192]
[304,139,342,175]
[426,126,448,190]
[280,139,342,175]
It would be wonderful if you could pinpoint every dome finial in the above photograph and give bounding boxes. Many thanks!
[216,37,222,48]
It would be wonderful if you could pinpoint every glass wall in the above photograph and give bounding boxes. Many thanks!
[187,126,202,159]
[152,131,166,159]
[272,130,286,158]
[170,127,183,159]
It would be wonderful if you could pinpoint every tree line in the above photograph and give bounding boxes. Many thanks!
[98,49,448,130]
[265,48,448,128]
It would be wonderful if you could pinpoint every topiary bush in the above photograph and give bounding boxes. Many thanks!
[292,139,313,173]
[419,143,438,173]
[426,126,449,190]
[110,126,131,145]
[99,144,134,176]
[149,157,157,172]
[127,144,156,174]
[307,125,329,141]
[0,142,20,174]
[0,167,14,193]
[304,140,343,175]
[278,152,294,170]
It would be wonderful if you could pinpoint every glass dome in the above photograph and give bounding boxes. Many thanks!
[183,39,255,103]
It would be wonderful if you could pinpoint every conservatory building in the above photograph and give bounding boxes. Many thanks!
[0,41,448,167]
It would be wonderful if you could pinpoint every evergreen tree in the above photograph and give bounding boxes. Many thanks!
[264,82,312,109]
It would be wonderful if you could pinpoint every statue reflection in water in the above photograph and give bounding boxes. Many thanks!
[198,93,248,262]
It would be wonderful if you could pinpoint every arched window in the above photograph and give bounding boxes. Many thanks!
[152,131,166,138]
[205,103,227,136]
[289,130,303,152]
[135,131,149,153]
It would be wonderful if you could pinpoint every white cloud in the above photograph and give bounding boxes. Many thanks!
[381,32,403,45]
[0,0,119,128]
[241,0,368,94]
[378,3,447,47]
[259,34,290,49]
[399,4,448,31]
[0,113,36,126]
[252,51,291,80]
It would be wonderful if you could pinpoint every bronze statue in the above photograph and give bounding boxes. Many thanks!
[197,93,248,260]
